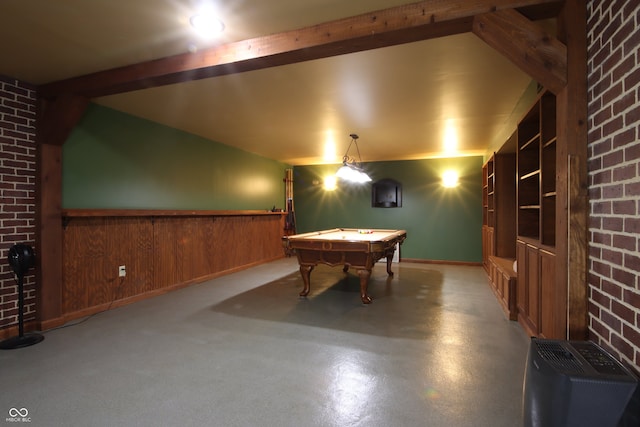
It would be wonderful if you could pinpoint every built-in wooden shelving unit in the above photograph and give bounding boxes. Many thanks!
[515,89,558,339]
[483,90,560,332]
[482,132,517,320]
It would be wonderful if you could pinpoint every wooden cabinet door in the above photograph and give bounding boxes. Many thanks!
[516,241,541,337]
[539,250,559,338]
[482,225,494,272]
[516,240,527,314]
[526,244,540,335]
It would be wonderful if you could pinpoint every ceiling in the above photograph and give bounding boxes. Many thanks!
[0,0,555,165]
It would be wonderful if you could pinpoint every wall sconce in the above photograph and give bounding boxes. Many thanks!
[323,175,337,191]
[335,134,372,183]
[442,170,459,188]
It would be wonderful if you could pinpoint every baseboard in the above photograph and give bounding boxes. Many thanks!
[401,258,482,267]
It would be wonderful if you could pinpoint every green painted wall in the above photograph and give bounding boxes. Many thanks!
[63,104,482,262]
[293,156,483,263]
[63,104,289,210]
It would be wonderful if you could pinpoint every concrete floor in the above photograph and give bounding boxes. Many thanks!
[0,258,530,427]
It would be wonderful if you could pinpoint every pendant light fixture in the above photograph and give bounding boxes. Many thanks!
[335,134,372,183]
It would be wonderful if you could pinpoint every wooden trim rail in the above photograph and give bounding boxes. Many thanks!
[62,209,287,218]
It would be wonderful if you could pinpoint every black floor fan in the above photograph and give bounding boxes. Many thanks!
[0,244,44,349]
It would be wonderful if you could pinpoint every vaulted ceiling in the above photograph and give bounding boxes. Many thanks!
[0,0,563,165]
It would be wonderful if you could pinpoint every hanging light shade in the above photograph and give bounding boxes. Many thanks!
[336,134,372,183]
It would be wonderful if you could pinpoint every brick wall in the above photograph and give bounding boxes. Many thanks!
[0,75,37,331]
[587,0,640,371]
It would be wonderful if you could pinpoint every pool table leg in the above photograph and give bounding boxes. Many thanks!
[386,250,396,277]
[357,269,373,304]
[299,265,314,297]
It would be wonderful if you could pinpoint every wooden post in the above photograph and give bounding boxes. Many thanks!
[556,0,588,339]
[35,95,88,328]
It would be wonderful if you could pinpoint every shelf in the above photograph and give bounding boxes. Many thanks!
[515,90,556,246]
[518,207,540,239]
[520,170,541,181]
[520,133,541,151]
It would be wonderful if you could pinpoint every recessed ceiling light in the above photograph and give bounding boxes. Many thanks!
[190,12,225,38]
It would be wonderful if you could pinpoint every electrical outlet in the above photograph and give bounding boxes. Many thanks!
[118,265,126,277]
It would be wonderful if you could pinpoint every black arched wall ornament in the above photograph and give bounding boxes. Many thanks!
[372,178,402,208]
[0,244,44,349]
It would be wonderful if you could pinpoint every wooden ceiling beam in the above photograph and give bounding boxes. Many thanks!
[39,0,563,99]
[37,94,89,146]
[472,9,567,94]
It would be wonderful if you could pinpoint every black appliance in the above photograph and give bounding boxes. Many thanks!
[523,337,637,427]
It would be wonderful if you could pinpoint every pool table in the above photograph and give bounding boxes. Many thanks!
[282,228,407,304]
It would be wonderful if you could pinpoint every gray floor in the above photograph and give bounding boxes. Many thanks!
[0,258,529,427]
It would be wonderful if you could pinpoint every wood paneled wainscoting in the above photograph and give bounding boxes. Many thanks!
[60,209,287,323]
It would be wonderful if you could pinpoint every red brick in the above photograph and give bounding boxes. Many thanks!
[589,271,603,288]
[594,105,612,124]
[603,149,624,167]
[593,44,613,75]
[613,17,637,51]
[602,309,623,332]
[612,163,636,181]
[590,318,611,341]
[622,325,640,351]
[624,65,640,90]
[625,104,640,126]
[602,80,624,106]
[602,247,623,265]
[625,181,640,196]
[613,54,637,84]
[588,126,603,143]
[613,199,636,214]
[588,185,602,200]
[592,138,612,156]
[613,92,637,116]
[624,252,640,273]
[593,259,612,277]
[624,140,640,160]
[603,278,624,299]
[593,200,612,214]
[624,217,640,234]
[603,12,623,41]
[602,217,624,231]
[0,121,16,131]
[603,116,624,136]
[612,300,636,323]
[592,287,613,307]
[591,228,608,244]
[2,100,31,112]
[614,233,637,251]
[623,293,640,317]
[610,332,634,360]
[588,305,600,323]
[612,265,637,286]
